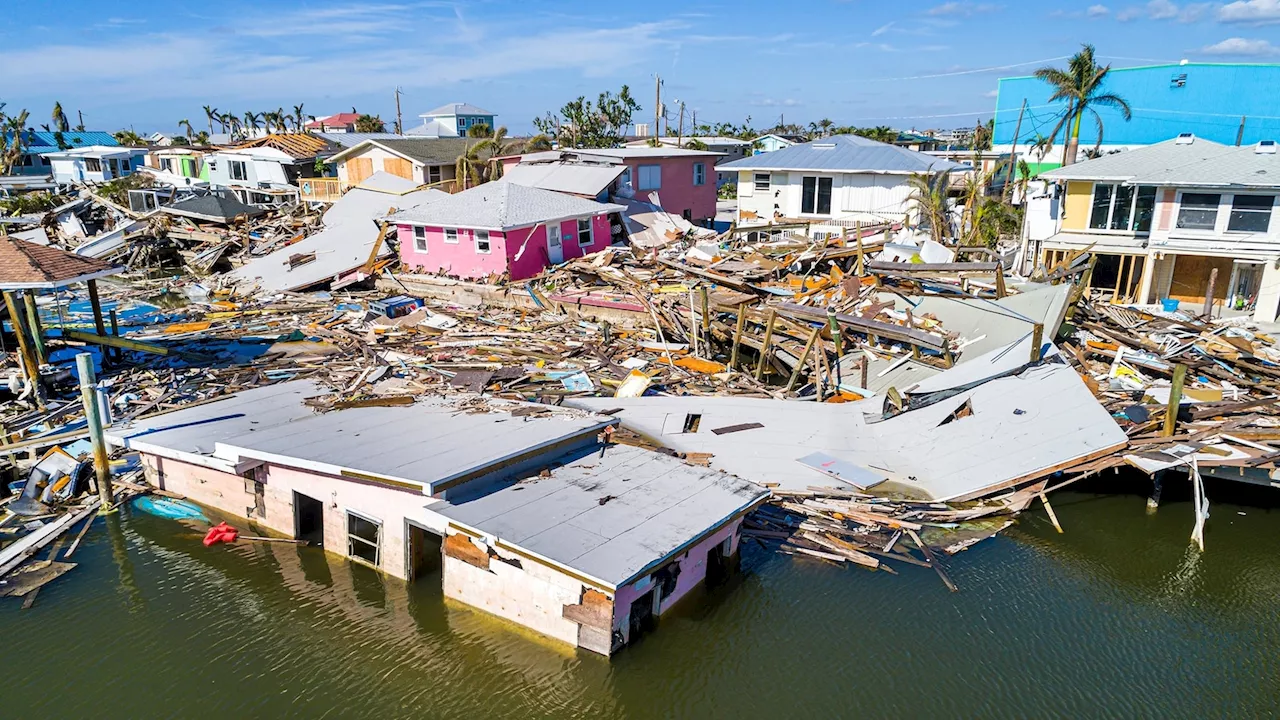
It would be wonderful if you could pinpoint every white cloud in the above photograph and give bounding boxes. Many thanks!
[1218,0,1280,24]
[1200,36,1280,55]
[750,98,804,107]
[983,89,999,98]
[1115,0,1210,21]
[926,2,1002,17]
[1087,4,1111,16]
[871,21,895,36]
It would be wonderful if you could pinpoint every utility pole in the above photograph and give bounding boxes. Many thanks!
[653,75,662,142]
[394,87,403,135]
[1236,115,1247,147]
[677,101,685,146]
[1004,99,1027,202]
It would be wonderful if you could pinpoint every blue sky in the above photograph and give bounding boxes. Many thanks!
[2,0,1279,136]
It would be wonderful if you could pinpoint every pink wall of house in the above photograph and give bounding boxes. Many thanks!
[506,214,612,280]
[1156,188,1177,232]
[621,155,719,224]
[397,225,511,280]
[398,213,612,282]
[610,517,744,645]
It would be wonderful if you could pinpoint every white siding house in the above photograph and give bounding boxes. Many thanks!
[42,146,149,185]
[721,135,965,236]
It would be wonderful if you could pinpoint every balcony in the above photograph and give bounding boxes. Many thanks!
[298,176,346,202]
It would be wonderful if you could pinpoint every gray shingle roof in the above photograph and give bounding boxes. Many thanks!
[1040,138,1232,183]
[329,138,473,166]
[315,132,412,148]
[422,102,494,117]
[389,181,625,230]
[718,134,966,174]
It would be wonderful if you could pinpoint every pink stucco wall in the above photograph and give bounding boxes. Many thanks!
[398,225,511,280]
[397,213,612,282]
[1156,188,1176,232]
[621,156,718,224]
[610,517,744,645]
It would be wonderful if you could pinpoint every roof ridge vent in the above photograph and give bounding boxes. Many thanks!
[1174,133,1195,145]
[1256,140,1277,155]
[812,142,836,149]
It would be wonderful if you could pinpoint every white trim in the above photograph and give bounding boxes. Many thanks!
[443,227,459,244]
[474,229,492,254]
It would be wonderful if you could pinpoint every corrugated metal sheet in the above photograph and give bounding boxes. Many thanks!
[719,135,965,174]
[994,63,1280,147]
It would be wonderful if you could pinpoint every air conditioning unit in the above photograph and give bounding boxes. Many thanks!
[1171,73,1187,88]
[1175,133,1195,145]
[1257,140,1277,155]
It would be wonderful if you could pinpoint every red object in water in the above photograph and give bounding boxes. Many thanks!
[202,522,239,546]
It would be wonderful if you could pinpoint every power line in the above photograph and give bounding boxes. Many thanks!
[839,56,1070,84]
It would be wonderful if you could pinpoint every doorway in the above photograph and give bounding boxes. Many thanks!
[705,537,732,588]
[547,224,564,264]
[293,491,324,547]
[405,521,443,581]
[627,588,656,644]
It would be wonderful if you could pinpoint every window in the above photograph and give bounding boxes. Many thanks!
[1176,193,1221,231]
[801,176,833,215]
[754,173,770,191]
[413,225,427,252]
[347,512,381,566]
[475,230,491,254]
[444,228,459,244]
[638,164,661,190]
[228,160,248,181]
[693,162,706,186]
[577,218,592,247]
[159,157,174,173]
[85,158,102,172]
[427,166,442,184]
[1227,195,1273,233]
[1089,183,1157,232]
[619,167,632,188]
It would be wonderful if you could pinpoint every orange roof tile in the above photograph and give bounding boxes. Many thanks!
[0,236,121,288]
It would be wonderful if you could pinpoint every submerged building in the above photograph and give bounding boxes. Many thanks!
[106,381,768,656]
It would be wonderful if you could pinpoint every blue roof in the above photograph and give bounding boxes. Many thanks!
[4,130,119,153]
[993,63,1280,147]
[719,134,966,174]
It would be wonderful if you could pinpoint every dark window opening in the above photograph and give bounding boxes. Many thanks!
[293,491,324,547]
[348,513,381,566]
[682,414,702,433]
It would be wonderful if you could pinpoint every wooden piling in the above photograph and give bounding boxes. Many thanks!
[1202,267,1218,318]
[1163,364,1187,437]
[22,292,45,365]
[730,306,746,370]
[786,326,822,392]
[755,309,777,381]
[76,353,114,514]
[1029,323,1044,363]
[4,291,43,408]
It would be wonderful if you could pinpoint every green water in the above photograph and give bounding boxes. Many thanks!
[6,480,1280,719]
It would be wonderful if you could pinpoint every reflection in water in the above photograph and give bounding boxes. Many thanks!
[5,489,1280,718]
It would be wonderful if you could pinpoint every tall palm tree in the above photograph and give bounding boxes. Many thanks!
[292,104,306,132]
[908,169,952,243]
[1034,44,1132,166]
[51,101,69,132]
[216,112,231,134]
[454,143,484,190]
[178,119,194,140]
[244,111,262,134]
[203,105,217,135]
[262,111,280,134]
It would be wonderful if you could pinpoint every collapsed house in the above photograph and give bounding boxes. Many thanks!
[106,380,768,656]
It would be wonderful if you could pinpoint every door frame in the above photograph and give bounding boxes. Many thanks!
[547,223,564,264]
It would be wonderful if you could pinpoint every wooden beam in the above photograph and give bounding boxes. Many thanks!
[1163,364,1187,438]
[65,329,169,356]
[755,309,777,381]
[777,303,946,351]
[86,279,108,339]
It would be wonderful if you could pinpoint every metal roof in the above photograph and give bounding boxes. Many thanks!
[389,181,624,231]
[1040,138,1233,182]
[718,134,966,174]
[433,444,768,588]
[421,103,494,117]
[501,160,625,197]
[107,380,615,492]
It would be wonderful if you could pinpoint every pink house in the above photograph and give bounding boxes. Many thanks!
[499,147,722,226]
[392,182,624,281]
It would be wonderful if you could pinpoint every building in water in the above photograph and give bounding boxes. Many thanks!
[106,381,768,656]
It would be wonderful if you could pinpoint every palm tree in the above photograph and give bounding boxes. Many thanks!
[216,112,231,134]
[524,133,553,152]
[908,169,952,243]
[114,129,144,146]
[454,143,485,190]
[243,111,262,134]
[292,104,306,132]
[203,105,217,135]
[51,102,69,132]
[1034,44,1131,166]
[817,118,834,137]
[262,111,280,134]
[194,130,211,145]
[178,119,194,140]
[467,122,493,138]
[0,109,30,175]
